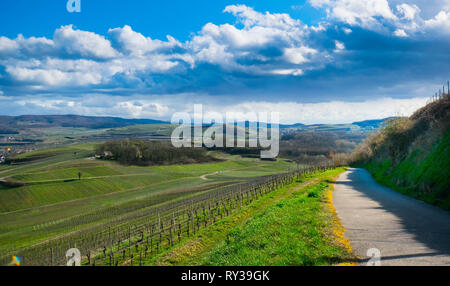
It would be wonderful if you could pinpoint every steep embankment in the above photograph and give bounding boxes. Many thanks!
[353,95,450,210]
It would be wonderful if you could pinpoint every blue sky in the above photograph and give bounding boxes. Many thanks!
[0,1,325,40]
[0,0,449,123]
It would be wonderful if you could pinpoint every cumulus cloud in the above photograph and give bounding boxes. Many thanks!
[188,5,328,75]
[393,28,408,37]
[396,3,421,20]
[0,4,339,93]
[309,0,450,37]
[0,6,328,89]
[0,36,19,55]
[108,25,182,55]
[424,10,450,30]
[284,47,318,64]
[5,66,101,86]
[0,26,187,87]
[1,2,448,91]
[309,0,397,28]
[53,25,118,59]
[0,3,449,123]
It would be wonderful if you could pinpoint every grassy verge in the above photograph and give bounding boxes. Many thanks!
[357,131,450,211]
[145,167,356,266]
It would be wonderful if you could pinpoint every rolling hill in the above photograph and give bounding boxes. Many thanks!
[0,115,169,130]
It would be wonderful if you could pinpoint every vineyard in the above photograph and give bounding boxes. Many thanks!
[0,164,334,266]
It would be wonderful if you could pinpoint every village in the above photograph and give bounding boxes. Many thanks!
[0,146,36,164]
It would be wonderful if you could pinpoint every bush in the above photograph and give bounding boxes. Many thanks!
[0,178,26,188]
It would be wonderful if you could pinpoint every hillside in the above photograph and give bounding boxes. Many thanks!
[0,114,393,135]
[0,115,168,130]
[281,117,393,133]
[352,95,450,210]
[352,117,397,130]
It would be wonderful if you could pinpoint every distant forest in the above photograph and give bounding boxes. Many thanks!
[95,139,219,166]
[279,131,367,165]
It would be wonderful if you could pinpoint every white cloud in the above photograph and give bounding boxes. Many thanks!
[6,66,103,86]
[309,0,397,28]
[190,25,236,67]
[53,25,118,59]
[108,25,181,55]
[334,40,345,52]
[284,47,317,64]
[0,3,449,95]
[396,3,421,20]
[424,10,450,30]
[217,97,429,124]
[0,6,329,88]
[389,0,449,18]
[115,101,170,118]
[342,27,353,34]
[224,5,302,30]
[394,28,408,37]
[189,5,323,74]
[310,0,450,36]
[0,36,19,55]
[15,34,54,56]
[0,25,185,87]
[270,69,304,76]
[395,7,450,35]
[2,57,113,86]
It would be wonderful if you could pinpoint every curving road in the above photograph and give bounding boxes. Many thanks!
[333,168,450,266]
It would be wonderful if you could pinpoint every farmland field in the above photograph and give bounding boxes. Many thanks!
[0,143,296,259]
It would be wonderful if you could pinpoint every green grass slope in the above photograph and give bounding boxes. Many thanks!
[0,144,296,251]
[362,130,450,210]
[145,168,355,266]
[353,95,450,210]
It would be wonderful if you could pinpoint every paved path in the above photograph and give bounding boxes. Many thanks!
[333,168,450,266]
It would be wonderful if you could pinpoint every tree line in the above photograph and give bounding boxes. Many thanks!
[95,139,219,166]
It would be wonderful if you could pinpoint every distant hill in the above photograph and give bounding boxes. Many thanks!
[280,118,395,132]
[0,114,395,134]
[0,115,169,130]
[352,117,397,129]
[0,124,20,134]
[353,95,450,210]
[279,123,305,128]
